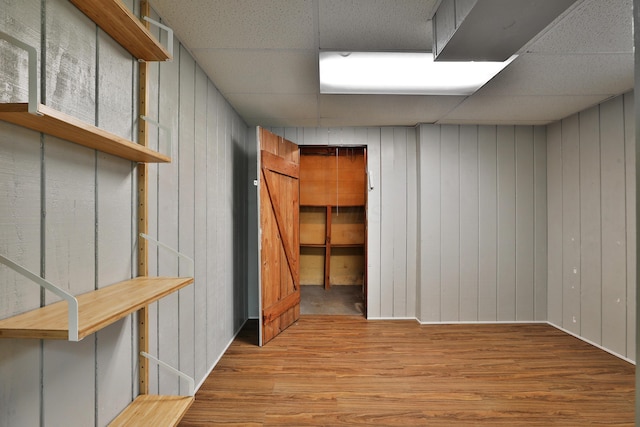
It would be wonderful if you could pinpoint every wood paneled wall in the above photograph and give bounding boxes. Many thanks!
[0,1,251,425]
[417,124,548,323]
[546,92,636,361]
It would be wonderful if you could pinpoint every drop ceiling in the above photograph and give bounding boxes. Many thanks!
[149,0,633,128]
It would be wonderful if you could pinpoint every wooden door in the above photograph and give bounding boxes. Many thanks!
[257,127,300,346]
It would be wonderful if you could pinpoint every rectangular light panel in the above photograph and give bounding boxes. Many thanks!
[319,51,516,95]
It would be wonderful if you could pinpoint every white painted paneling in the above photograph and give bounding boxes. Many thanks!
[440,125,460,321]
[579,105,602,343]
[379,128,395,317]
[178,44,196,394]
[599,96,627,356]
[206,82,221,358]
[496,126,516,320]
[478,126,498,321]
[405,127,418,318]
[515,127,535,320]
[194,64,208,380]
[145,9,162,394]
[623,92,635,360]
[393,128,408,316]
[366,128,382,318]
[0,120,41,427]
[419,125,442,321]
[43,339,95,426]
[96,152,134,424]
[45,0,96,124]
[157,41,180,396]
[459,125,479,321]
[561,114,581,333]
[533,126,547,321]
[546,121,563,326]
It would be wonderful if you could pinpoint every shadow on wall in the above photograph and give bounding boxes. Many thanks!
[232,136,250,332]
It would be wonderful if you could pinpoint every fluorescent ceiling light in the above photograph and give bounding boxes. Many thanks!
[319,51,516,95]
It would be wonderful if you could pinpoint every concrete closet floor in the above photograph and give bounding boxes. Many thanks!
[300,285,364,315]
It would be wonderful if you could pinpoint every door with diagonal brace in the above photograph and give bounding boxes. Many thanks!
[257,127,300,345]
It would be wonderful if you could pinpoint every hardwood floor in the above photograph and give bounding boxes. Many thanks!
[179,316,635,426]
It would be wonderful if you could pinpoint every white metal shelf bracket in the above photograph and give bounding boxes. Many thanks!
[0,254,80,341]
[140,351,195,396]
[139,233,194,277]
[142,16,174,60]
[0,31,40,115]
[139,115,172,157]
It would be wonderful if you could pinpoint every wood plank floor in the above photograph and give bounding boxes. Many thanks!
[179,316,635,426]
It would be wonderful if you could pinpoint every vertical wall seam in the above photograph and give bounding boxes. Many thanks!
[533,127,537,320]
[457,126,461,321]
[192,62,197,382]
[577,115,582,336]
[514,126,518,320]
[495,126,499,321]
[622,97,628,356]
[598,105,603,344]
[39,2,46,425]
[93,23,99,427]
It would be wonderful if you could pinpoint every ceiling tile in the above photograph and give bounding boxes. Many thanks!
[193,50,318,95]
[478,53,633,96]
[226,93,318,126]
[151,0,316,49]
[318,0,437,51]
[525,0,632,54]
[320,94,465,127]
[440,94,610,124]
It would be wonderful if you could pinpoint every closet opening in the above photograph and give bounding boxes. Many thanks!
[298,146,367,317]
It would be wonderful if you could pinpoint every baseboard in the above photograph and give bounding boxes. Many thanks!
[417,319,548,325]
[546,322,636,365]
[367,316,420,321]
[195,318,249,392]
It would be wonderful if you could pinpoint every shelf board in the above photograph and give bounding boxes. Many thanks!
[300,243,326,248]
[0,276,193,340]
[109,395,194,427]
[69,0,171,61]
[0,103,170,163]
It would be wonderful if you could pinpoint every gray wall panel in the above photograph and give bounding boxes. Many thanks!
[379,128,395,317]
[194,64,208,380]
[600,96,627,356]
[459,125,479,321]
[440,125,460,321]
[157,41,180,396]
[393,128,408,316]
[0,120,41,427]
[405,127,418,318]
[515,127,535,320]
[546,92,635,361]
[365,128,382,318]
[561,114,581,334]
[547,122,563,326]
[623,92,635,359]
[419,125,442,321]
[478,126,498,321]
[579,105,602,343]
[45,0,96,123]
[533,127,547,321]
[497,126,516,320]
[178,44,196,394]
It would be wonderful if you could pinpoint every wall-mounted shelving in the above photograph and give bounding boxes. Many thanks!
[69,0,171,61]
[109,395,194,427]
[0,103,170,163]
[0,276,193,340]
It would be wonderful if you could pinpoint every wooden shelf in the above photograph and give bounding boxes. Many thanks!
[0,103,170,163]
[300,243,326,248]
[69,0,171,61]
[0,276,193,340]
[109,395,194,427]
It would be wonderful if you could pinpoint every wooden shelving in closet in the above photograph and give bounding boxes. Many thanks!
[299,146,367,289]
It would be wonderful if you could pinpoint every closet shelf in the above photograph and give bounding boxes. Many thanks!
[109,395,194,427]
[0,103,170,163]
[69,0,171,61]
[0,276,193,340]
